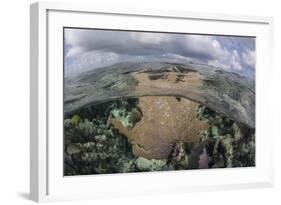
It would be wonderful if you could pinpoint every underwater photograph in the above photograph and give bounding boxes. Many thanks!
[63,28,255,176]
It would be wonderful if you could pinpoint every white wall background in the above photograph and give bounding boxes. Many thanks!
[0,0,280,204]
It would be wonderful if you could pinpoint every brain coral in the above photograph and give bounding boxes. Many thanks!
[108,96,209,159]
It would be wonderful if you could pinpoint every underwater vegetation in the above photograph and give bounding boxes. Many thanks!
[64,96,255,175]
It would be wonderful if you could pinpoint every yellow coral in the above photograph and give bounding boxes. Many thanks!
[71,114,80,126]
[108,96,209,159]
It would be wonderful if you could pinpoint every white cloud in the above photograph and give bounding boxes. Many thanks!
[242,49,255,68]
[64,28,255,79]
[65,29,224,61]
[131,32,167,45]
[230,49,242,70]
[208,49,244,71]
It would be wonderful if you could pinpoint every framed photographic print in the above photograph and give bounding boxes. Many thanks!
[30,2,274,202]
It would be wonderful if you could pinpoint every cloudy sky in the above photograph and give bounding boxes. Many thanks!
[64,28,255,79]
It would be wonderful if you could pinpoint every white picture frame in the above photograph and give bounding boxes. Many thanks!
[30,2,274,202]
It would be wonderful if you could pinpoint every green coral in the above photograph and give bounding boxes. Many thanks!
[135,157,167,171]
[71,114,81,126]
[77,119,97,136]
[196,104,217,122]
[211,126,220,137]
[110,103,142,130]
[64,120,137,175]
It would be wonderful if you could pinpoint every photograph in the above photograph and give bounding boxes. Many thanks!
[63,28,255,176]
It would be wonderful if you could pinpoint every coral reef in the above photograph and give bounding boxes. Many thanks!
[64,97,255,176]
[108,96,209,159]
[195,105,255,168]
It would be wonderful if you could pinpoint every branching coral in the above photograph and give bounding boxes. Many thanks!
[108,96,209,159]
